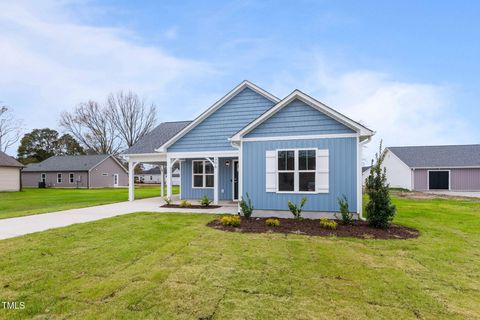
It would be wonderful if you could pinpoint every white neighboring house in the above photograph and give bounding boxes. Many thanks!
[362,166,371,186]
[0,151,23,192]
[383,145,480,191]
[135,166,180,185]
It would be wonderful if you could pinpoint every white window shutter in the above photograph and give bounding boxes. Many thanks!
[265,150,277,192]
[316,149,329,193]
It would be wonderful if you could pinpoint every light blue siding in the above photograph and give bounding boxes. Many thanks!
[242,138,358,212]
[169,88,275,152]
[181,157,236,200]
[246,99,355,138]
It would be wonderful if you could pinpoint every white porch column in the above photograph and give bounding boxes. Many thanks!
[166,157,172,198]
[160,164,164,198]
[128,161,138,202]
[213,157,219,205]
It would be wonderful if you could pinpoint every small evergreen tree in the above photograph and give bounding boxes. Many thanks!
[365,141,396,228]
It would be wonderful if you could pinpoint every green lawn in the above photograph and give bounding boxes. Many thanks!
[0,186,179,220]
[0,195,479,319]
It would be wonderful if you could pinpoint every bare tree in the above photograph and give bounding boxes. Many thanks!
[60,101,121,155]
[0,105,23,153]
[106,91,157,147]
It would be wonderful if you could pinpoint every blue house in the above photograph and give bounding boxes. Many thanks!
[123,81,374,217]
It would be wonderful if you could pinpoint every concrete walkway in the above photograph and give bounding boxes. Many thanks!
[0,197,336,240]
[0,197,237,240]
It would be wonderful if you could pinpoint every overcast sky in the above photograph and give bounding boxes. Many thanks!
[1,1,479,162]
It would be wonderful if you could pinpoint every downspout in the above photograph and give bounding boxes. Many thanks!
[358,136,372,221]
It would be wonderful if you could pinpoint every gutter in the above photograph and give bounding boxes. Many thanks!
[358,136,373,221]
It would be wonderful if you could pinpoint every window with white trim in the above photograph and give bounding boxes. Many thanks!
[57,173,62,183]
[69,173,75,184]
[192,160,214,188]
[277,149,316,192]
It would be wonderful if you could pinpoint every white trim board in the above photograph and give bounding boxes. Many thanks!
[167,150,239,159]
[230,90,374,142]
[156,81,280,152]
[241,133,357,142]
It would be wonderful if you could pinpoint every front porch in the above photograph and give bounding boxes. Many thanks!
[124,151,240,207]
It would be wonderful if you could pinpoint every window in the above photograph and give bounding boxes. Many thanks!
[57,173,62,183]
[69,173,75,184]
[277,149,316,192]
[40,173,46,183]
[192,160,214,188]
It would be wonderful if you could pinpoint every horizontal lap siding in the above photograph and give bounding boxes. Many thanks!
[181,158,236,200]
[242,138,357,212]
[168,88,275,152]
[21,172,89,188]
[246,99,355,137]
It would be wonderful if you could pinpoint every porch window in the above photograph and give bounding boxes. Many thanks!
[277,149,316,192]
[192,160,214,188]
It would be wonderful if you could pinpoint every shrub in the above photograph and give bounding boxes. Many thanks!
[334,195,354,225]
[288,197,307,219]
[365,141,397,228]
[239,193,254,219]
[220,215,241,227]
[319,218,337,230]
[163,196,172,205]
[179,200,192,208]
[265,218,280,227]
[200,195,213,207]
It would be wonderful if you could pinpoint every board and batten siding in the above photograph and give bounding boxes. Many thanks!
[181,157,236,200]
[413,168,480,191]
[168,88,275,152]
[245,99,355,138]
[0,167,21,191]
[242,137,358,212]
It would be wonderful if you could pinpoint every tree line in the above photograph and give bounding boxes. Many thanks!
[0,91,157,164]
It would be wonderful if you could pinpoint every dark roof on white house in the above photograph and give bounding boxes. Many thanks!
[123,121,191,155]
[362,166,371,173]
[141,166,180,176]
[387,144,480,168]
[23,155,111,172]
[0,151,23,168]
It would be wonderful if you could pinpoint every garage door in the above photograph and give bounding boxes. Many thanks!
[0,167,20,191]
[429,171,449,190]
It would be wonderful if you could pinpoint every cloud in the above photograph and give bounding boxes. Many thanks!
[0,1,213,153]
[272,55,473,163]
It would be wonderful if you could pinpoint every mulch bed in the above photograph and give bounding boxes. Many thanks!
[207,217,419,239]
[161,204,222,209]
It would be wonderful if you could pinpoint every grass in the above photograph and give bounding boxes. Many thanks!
[0,185,179,220]
[0,195,479,319]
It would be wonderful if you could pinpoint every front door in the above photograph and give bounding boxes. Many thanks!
[233,160,239,201]
[114,174,119,187]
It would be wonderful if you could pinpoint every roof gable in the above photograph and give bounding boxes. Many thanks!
[388,145,480,168]
[158,81,279,152]
[245,98,355,138]
[231,90,374,141]
[0,151,23,167]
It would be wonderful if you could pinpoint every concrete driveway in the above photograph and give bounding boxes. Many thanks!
[0,197,237,240]
[426,191,480,198]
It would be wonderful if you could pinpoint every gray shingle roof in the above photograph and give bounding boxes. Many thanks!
[123,121,191,155]
[23,155,110,172]
[362,166,371,173]
[387,145,480,168]
[0,151,23,167]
